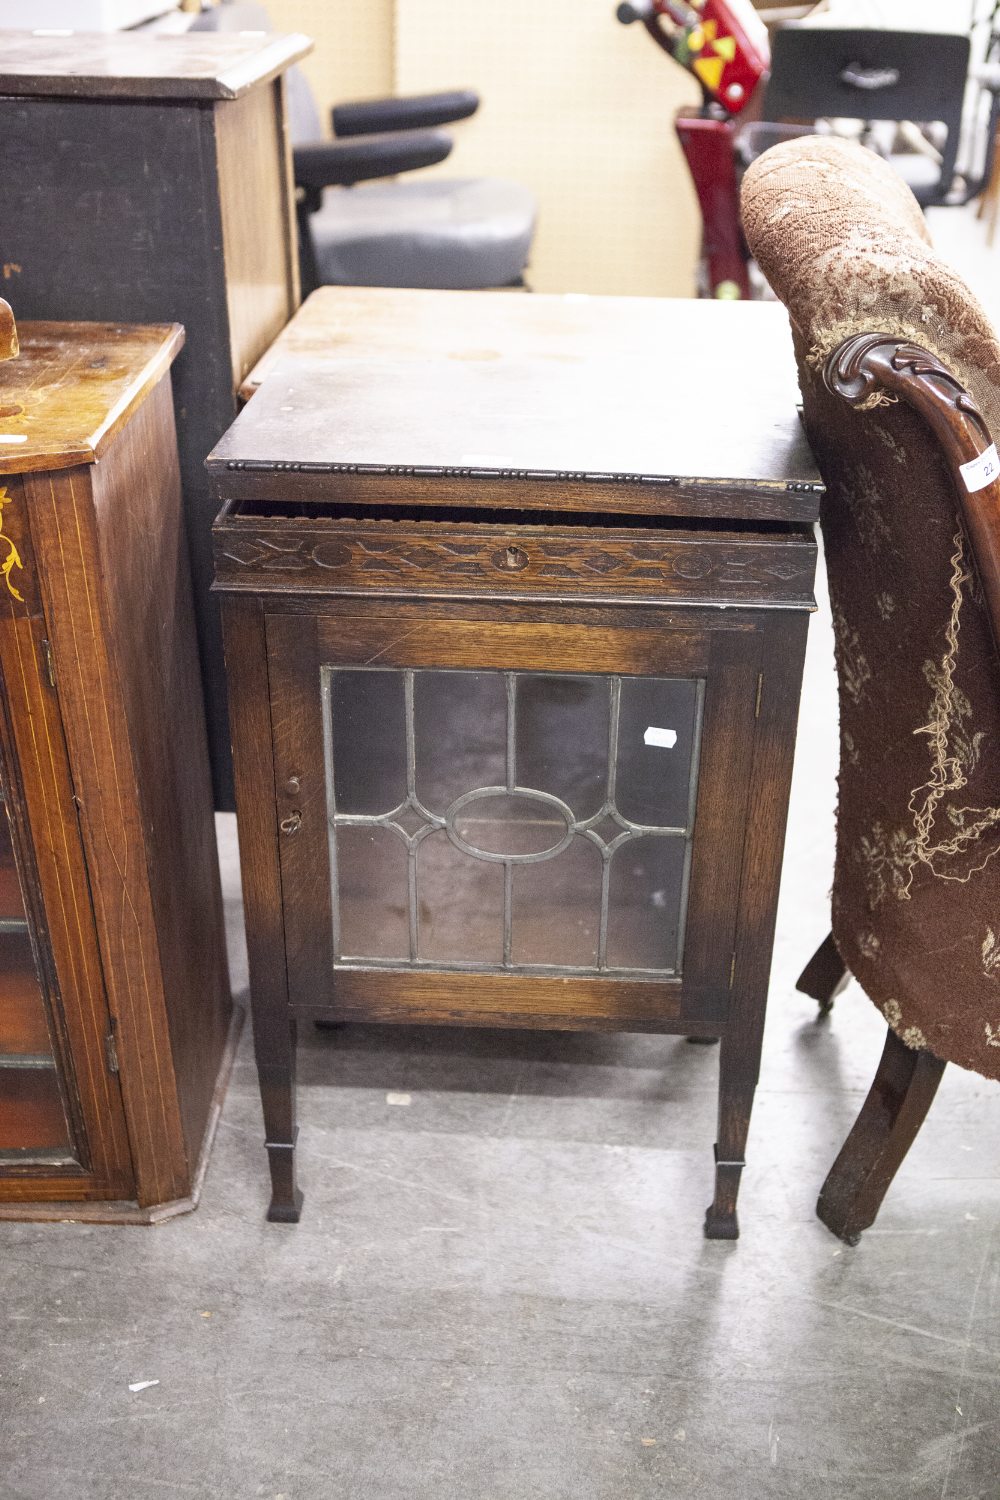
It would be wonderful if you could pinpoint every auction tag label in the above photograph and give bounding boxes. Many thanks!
[644,726,677,749]
[960,443,999,493]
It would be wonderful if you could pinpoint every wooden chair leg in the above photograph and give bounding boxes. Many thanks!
[817,1025,945,1245]
[797,930,849,1015]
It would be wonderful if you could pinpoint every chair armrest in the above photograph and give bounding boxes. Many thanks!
[331,90,479,138]
[293,129,453,203]
[826,334,1000,659]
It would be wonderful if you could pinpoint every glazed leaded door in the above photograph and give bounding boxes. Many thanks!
[269,606,763,1031]
[0,758,76,1166]
[0,500,132,1204]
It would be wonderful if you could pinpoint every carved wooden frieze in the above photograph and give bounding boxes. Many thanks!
[213,517,816,606]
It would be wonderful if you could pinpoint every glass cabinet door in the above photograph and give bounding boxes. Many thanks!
[0,484,132,1205]
[270,606,763,1029]
[0,765,76,1166]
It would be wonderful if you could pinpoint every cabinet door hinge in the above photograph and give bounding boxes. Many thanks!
[104,1021,120,1075]
[754,673,764,720]
[729,952,737,989]
[41,638,56,689]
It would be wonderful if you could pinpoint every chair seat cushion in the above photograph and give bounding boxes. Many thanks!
[310,177,536,290]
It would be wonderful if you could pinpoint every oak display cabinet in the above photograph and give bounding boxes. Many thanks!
[212,289,821,1238]
[0,319,233,1221]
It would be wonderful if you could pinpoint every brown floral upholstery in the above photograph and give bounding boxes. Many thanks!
[741,137,1000,1079]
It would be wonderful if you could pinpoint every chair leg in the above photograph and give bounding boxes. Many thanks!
[797,930,849,1015]
[817,1025,945,1245]
[977,122,1000,248]
[295,202,320,299]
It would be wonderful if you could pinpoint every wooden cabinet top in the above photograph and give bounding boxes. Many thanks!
[0,322,183,475]
[0,29,312,100]
[216,288,822,522]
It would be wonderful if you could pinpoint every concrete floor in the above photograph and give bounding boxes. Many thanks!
[4,215,1000,1499]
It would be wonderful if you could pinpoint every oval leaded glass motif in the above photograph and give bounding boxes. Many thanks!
[448,787,574,863]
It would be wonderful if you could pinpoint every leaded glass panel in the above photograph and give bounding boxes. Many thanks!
[323,668,704,978]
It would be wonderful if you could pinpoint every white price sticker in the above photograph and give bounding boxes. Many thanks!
[644,726,677,749]
[960,443,999,494]
[0,435,27,445]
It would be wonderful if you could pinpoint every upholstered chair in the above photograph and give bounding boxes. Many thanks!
[741,136,1000,1243]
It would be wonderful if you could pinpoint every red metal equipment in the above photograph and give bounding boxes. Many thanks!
[617,0,771,297]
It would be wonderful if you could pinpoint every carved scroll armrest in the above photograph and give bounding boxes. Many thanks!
[825,333,1000,652]
[0,298,17,362]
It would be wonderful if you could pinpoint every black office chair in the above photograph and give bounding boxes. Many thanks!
[190,3,537,294]
[762,27,976,207]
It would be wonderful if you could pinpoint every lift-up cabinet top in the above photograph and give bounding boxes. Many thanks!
[0,321,232,1220]
[211,289,821,1239]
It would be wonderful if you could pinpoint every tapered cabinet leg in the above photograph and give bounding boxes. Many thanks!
[257,1014,303,1224]
[703,611,811,1240]
[222,597,305,1226]
[705,1146,744,1240]
[797,930,849,1015]
[817,1025,945,1244]
[704,1030,759,1240]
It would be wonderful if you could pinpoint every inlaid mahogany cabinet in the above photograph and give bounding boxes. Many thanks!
[0,319,233,1220]
[212,289,821,1238]
[0,27,311,806]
